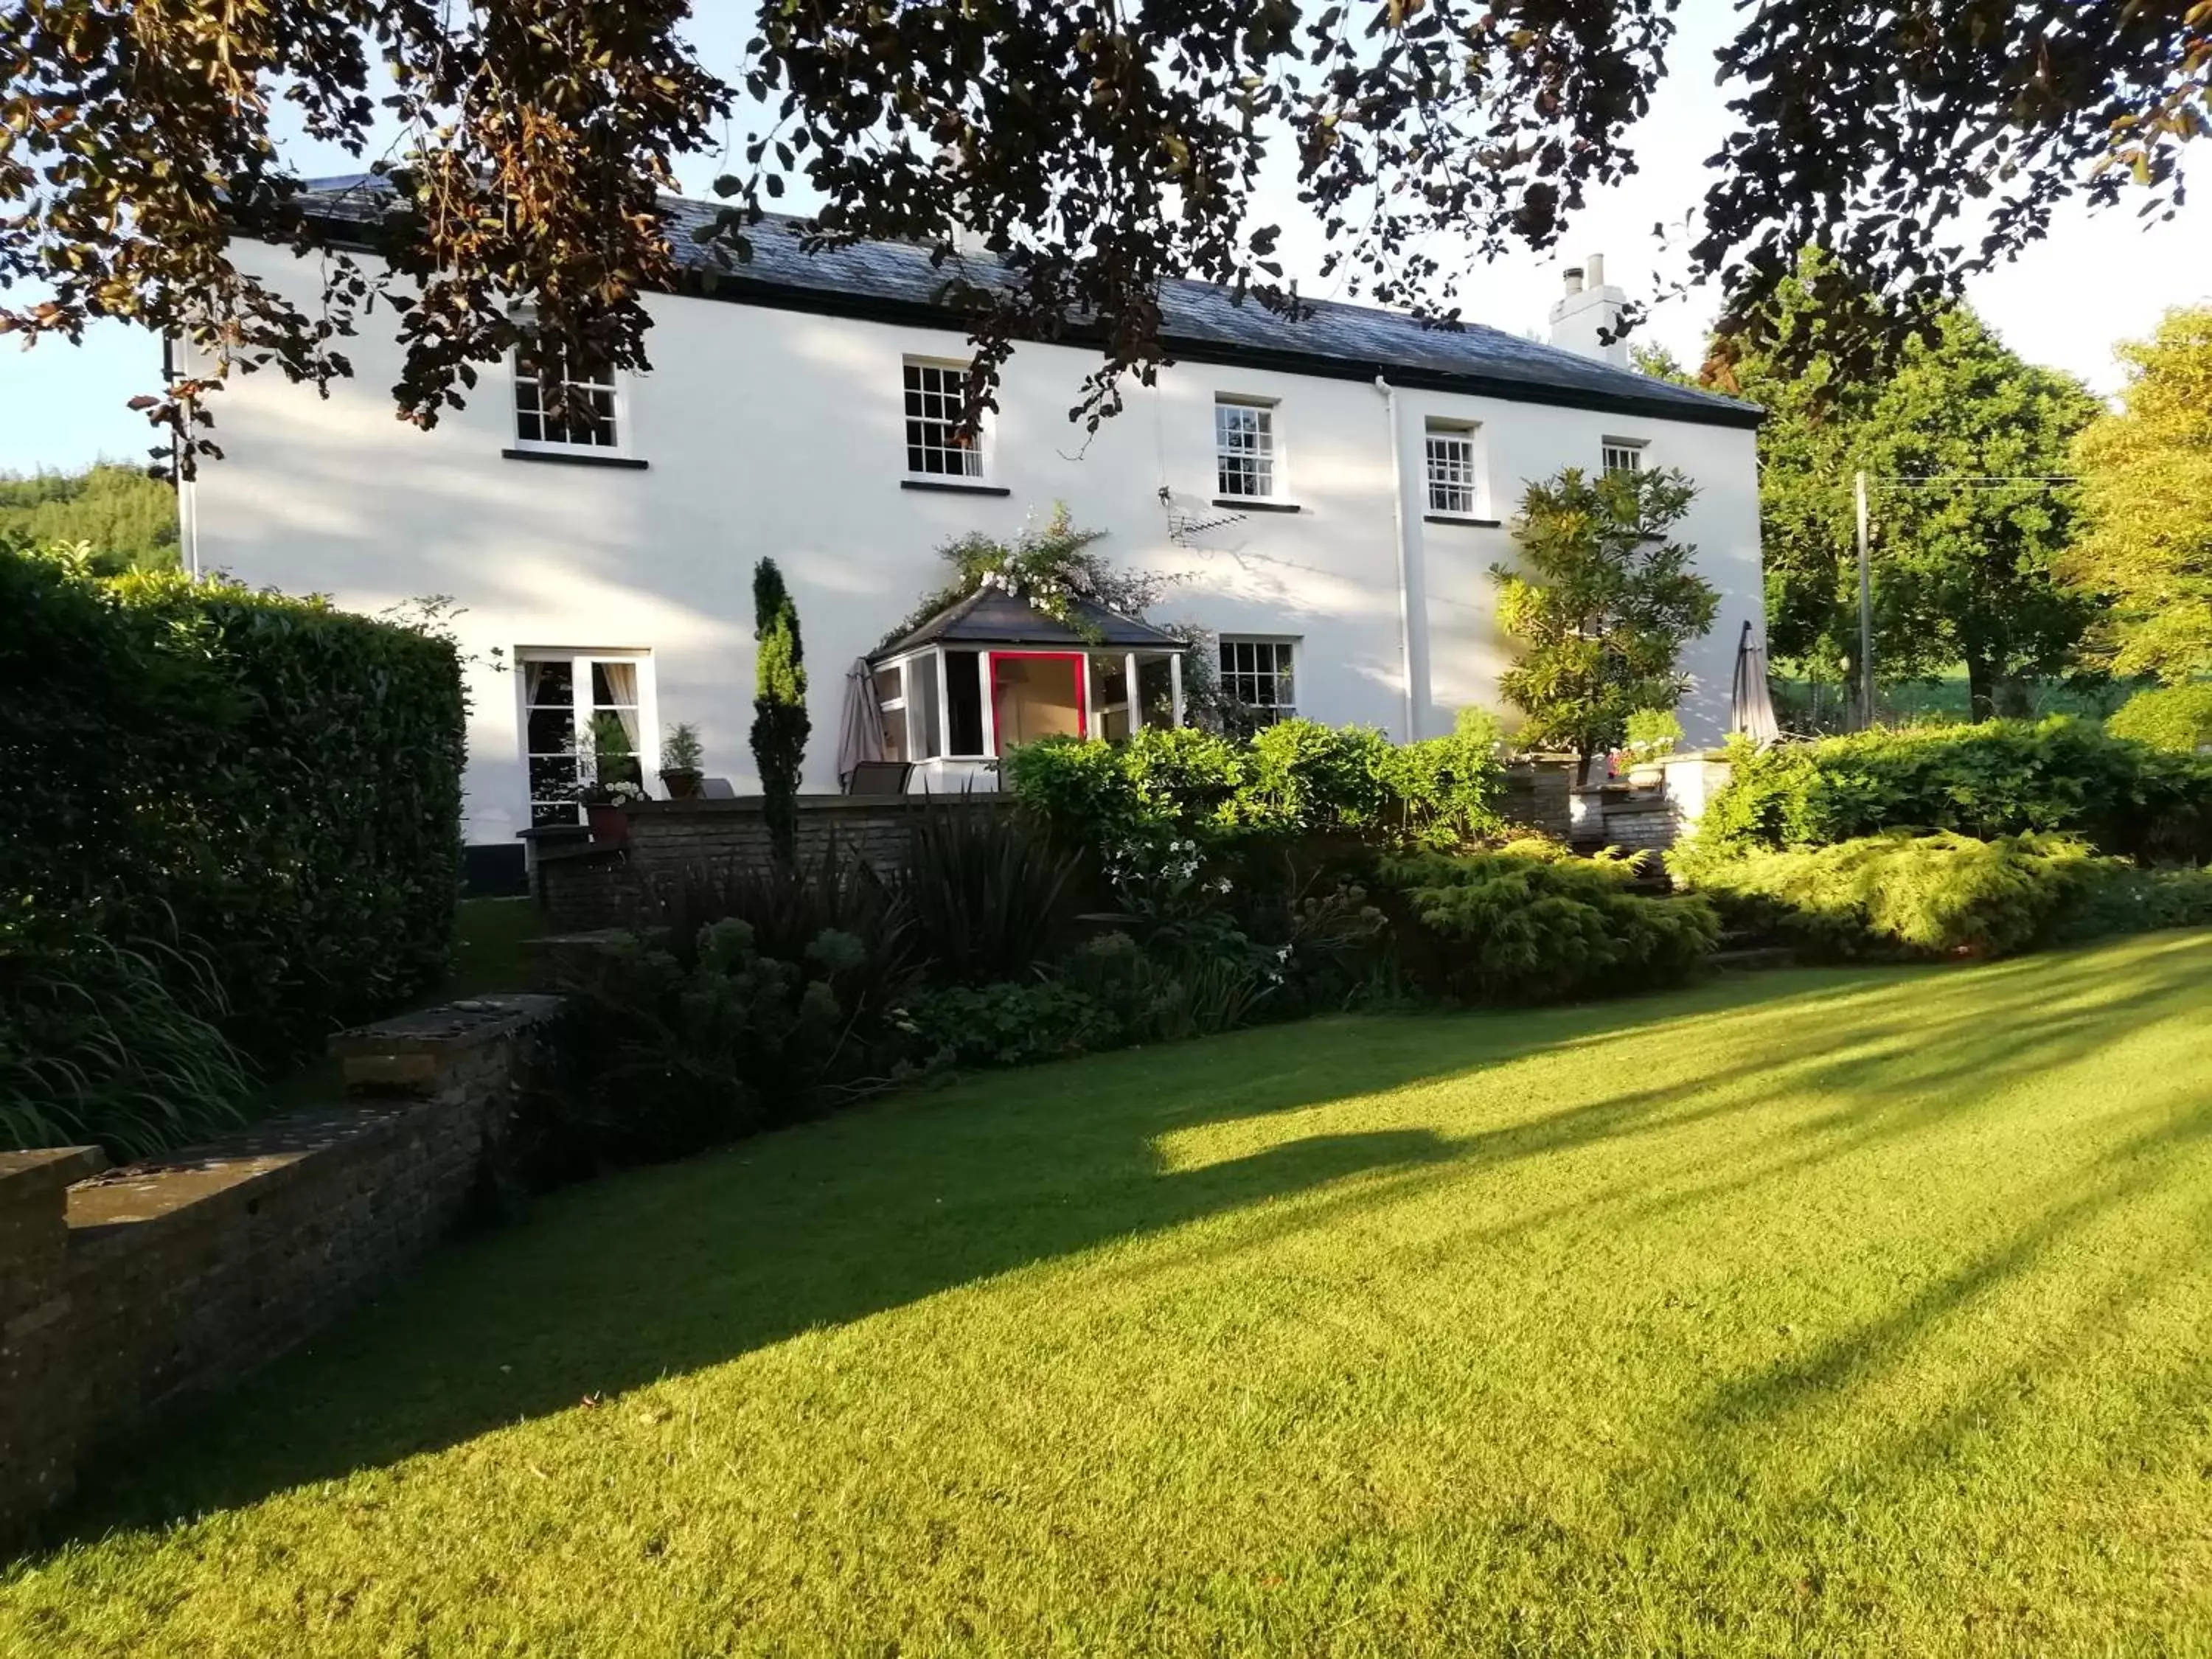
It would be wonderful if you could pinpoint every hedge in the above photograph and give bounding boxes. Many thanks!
[1691,717,2212,866]
[1680,831,2212,961]
[1003,712,1509,855]
[2107,684,2212,755]
[2,548,467,1062]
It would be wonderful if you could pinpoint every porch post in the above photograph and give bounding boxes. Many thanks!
[1169,650,1186,729]
[933,648,952,760]
[1124,652,1138,732]
[979,652,998,762]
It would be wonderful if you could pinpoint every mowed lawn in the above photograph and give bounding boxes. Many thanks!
[9,934,2212,1656]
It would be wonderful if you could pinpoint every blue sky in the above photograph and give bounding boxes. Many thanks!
[4,1,2207,475]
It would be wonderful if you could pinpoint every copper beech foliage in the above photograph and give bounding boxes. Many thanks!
[3,0,2208,474]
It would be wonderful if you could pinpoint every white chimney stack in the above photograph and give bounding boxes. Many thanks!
[1548,252,1628,367]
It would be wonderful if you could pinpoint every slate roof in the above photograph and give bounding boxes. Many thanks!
[876,588,1183,658]
[294,175,1759,428]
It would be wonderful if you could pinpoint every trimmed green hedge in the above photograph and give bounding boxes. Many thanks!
[2107,684,2212,754]
[1681,831,2212,961]
[1003,712,1509,855]
[1692,718,2212,866]
[2,549,467,1064]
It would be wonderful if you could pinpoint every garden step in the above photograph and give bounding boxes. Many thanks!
[1707,945,1801,972]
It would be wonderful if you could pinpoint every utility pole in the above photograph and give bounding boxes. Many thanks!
[1853,469,1874,729]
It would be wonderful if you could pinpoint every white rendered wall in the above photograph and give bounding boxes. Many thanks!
[186,247,1764,846]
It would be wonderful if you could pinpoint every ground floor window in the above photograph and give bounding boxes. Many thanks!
[1218,637,1298,730]
[520,650,653,826]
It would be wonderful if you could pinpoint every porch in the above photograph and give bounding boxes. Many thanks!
[849,588,1190,793]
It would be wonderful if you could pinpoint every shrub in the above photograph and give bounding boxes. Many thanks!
[1682,831,2103,960]
[1,548,466,1068]
[1624,708,1684,767]
[897,800,1084,985]
[1228,861,1393,1016]
[2107,684,2212,754]
[1004,714,1508,855]
[2057,860,2212,943]
[1382,708,1513,848]
[751,557,808,863]
[0,925,254,1159]
[641,841,917,1034]
[554,919,869,1167]
[1691,717,2212,866]
[1061,931,1276,1045]
[897,980,1122,1069]
[1378,846,1718,1004]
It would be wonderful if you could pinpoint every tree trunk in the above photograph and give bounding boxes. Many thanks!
[1963,653,1997,723]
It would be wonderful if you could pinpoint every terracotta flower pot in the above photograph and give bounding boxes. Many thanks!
[659,767,704,801]
[585,802,631,846]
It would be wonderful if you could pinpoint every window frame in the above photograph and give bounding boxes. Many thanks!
[511,341,629,458]
[515,647,658,828]
[902,357,988,482]
[1214,394,1283,501]
[1423,417,1486,518]
[1600,436,1647,479]
[1217,636,1299,728]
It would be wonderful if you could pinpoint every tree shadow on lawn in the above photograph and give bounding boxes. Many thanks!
[29,932,2212,1555]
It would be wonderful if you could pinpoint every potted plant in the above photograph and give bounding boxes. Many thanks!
[659,720,705,799]
[580,712,649,844]
[1623,708,1683,787]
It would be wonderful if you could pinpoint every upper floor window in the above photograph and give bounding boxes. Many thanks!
[1425,419,1483,515]
[515,344,619,452]
[904,360,983,478]
[1219,636,1297,730]
[1215,397,1279,499]
[1601,437,1646,479]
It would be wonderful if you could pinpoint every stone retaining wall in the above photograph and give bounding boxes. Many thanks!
[0,995,559,1546]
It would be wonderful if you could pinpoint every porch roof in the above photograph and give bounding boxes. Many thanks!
[874,588,1183,659]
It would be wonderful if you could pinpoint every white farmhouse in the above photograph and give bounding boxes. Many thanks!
[182,181,1764,888]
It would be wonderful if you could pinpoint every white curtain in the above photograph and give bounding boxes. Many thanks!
[597,660,641,751]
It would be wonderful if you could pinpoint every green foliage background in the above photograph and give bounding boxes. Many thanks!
[2065,307,2212,686]
[1714,251,2100,717]
[0,462,178,572]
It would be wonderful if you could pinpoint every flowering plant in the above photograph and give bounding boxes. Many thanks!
[1623,708,1684,770]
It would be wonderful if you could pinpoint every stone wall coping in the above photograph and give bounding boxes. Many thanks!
[533,841,628,867]
[0,1147,107,1199]
[626,793,1009,819]
[62,1099,434,1246]
[327,994,564,1060]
